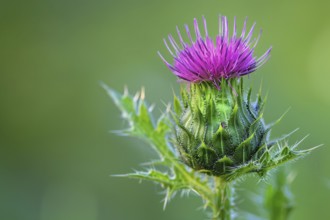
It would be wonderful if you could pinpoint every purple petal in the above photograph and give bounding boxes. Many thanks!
[159,16,272,86]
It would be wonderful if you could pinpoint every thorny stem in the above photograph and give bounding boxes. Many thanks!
[212,177,233,220]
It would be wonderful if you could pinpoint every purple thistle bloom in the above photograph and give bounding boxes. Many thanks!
[159,16,272,87]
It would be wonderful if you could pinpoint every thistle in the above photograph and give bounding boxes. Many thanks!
[161,16,309,181]
[106,15,317,220]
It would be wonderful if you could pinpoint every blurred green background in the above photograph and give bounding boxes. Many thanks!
[1,0,329,219]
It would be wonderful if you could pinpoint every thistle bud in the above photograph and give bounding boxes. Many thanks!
[173,79,269,177]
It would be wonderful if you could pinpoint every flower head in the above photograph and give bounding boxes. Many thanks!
[159,16,272,87]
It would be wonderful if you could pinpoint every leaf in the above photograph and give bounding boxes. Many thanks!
[114,169,190,209]
[240,167,295,220]
[258,139,322,174]
[103,84,174,161]
[104,84,216,209]
[114,170,176,187]
[223,162,261,182]
[263,168,295,220]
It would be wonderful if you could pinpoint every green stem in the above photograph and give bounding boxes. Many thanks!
[212,177,233,220]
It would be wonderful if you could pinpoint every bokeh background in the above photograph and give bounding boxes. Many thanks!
[1,0,329,219]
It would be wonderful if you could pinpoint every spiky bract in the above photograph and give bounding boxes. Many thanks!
[173,79,308,180]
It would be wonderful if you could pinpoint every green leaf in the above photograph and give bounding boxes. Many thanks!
[103,84,174,161]
[114,170,178,188]
[264,168,295,220]
[224,162,260,182]
[115,168,196,209]
[105,84,215,210]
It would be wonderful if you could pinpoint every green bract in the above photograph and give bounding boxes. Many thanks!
[173,79,309,180]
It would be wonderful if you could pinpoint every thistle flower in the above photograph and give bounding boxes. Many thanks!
[159,16,272,87]
[107,13,317,220]
[165,17,310,180]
